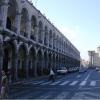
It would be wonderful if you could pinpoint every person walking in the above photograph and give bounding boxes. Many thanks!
[49,68,55,82]
[0,70,8,99]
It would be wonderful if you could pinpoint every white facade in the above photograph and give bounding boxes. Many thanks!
[0,0,80,82]
[88,46,100,67]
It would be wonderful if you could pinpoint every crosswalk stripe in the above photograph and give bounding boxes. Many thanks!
[90,81,96,86]
[32,81,45,85]
[23,81,38,85]
[70,81,78,86]
[50,81,61,85]
[40,81,52,85]
[80,81,87,86]
[20,80,98,87]
[59,81,70,85]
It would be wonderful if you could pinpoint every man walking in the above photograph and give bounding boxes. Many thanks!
[49,68,55,82]
[0,70,8,99]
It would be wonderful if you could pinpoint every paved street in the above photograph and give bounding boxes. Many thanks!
[8,68,100,99]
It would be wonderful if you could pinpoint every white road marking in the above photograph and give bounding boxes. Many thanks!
[70,81,78,86]
[40,81,52,85]
[80,81,87,86]
[23,81,38,85]
[50,81,61,85]
[90,81,96,86]
[59,81,70,85]
[84,71,92,81]
[32,81,45,84]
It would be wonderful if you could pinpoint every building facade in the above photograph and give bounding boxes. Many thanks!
[0,0,80,82]
[88,46,100,68]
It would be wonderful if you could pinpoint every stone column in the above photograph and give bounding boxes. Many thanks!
[0,41,3,82]
[25,55,29,79]
[34,59,37,77]
[40,59,44,75]
[35,27,38,42]
[14,52,18,81]
[0,1,8,28]
[42,30,44,45]
[47,32,49,47]
[13,12,21,34]
[26,20,31,39]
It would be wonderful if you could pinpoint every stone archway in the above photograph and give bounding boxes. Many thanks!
[37,49,43,76]
[52,53,56,71]
[56,54,59,70]
[44,51,48,75]
[48,52,52,69]
[29,47,36,77]
[2,40,17,82]
[6,0,18,32]
[18,45,28,79]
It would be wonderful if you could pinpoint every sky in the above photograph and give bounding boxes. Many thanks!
[31,0,100,60]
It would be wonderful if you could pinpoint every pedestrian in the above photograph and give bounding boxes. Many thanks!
[49,68,55,82]
[0,70,8,99]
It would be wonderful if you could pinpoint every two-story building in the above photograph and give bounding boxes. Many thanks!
[0,0,80,82]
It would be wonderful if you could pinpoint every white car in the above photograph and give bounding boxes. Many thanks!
[57,67,68,75]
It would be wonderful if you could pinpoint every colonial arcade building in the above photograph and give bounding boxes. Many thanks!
[0,0,80,82]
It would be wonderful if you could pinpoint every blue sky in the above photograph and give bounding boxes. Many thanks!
[31,0,100,60]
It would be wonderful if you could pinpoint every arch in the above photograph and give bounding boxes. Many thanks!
[30,15,37,41]
[6,0,19,32]
[28,47,36,77]
[2,40,17,82]
[48,52,52,69]
[56,54,59,69]
[44,26,48,46]
[17,44,28,79]
[43,51,48,74]
[52,53,56,71]
[37,49,43,76]
[20,8,29,37]
[38,21,43,43]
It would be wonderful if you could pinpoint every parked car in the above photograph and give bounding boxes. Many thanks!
[96,67,100,71]
[57,67,68,75]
